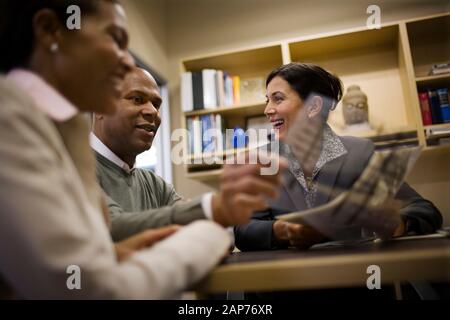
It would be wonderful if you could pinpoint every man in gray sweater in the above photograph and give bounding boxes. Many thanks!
[92,67,284,241]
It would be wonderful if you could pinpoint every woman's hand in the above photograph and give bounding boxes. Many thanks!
[360,199,403,240]
[273,220,325,249]
[114,225,180,261]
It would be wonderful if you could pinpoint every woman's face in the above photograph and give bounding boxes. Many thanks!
[265,76,303,140]
[53,2,133,114]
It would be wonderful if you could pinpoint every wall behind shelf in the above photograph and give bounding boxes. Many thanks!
[125,0,449,205]
[121,0,169,78]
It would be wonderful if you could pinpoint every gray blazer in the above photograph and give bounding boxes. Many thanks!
[235,136,443,251]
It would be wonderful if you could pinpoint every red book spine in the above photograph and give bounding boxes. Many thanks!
[418,92,432,125]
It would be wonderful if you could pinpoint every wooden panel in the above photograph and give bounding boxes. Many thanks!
[289,26,398,62]
[184,102,265,118]
[407,14,450,78]
[183,45,283,78]
[416,74,450,91]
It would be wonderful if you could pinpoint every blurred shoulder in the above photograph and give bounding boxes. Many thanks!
[339,135,375,157]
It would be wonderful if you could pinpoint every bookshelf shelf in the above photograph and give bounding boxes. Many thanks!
[184,102,266,118]
[180,12,450,182]
[416,74,450,83]
[187,147,248,162]
[424,123,450,131]
[186,169,223,181]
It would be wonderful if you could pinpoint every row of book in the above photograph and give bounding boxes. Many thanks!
[185,115,269,157]
[186,114,225,156]
[181,69,240,112]
[418,88,450,125]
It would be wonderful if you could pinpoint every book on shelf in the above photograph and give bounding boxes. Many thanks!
[192,116,202,157]
[418,92,432,125]
[232,75,240,105]
[429,62,450,76]
[215,114,224,153]
[436,88,450,123]
[437,137,450,145]
[181,69,242,112]
[202,69,218,109]
[223,72,234,107]
[192,72,204,111]
[427,89,443,124]
[186,114,227,158]
[181,72,193,112]
[215,70,225,108]
[186,117,194,154]
[425,126,450,137]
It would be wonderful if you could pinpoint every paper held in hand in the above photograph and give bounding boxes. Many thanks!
[278,146,423,237]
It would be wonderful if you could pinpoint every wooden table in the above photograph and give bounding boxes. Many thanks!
[196,237,450,294]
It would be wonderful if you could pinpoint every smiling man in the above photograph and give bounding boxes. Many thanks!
[91,67,285,241]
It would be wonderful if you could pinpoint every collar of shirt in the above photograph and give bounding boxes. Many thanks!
[89,132,135,173]
[281,124,347,190]
[6,69,78,122]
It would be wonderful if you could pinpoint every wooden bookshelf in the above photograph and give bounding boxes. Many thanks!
[180,12,450,182]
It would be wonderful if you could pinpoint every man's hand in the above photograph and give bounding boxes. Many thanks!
[114,225,180,261]
[273,220,325,249]
[211,153,287,227]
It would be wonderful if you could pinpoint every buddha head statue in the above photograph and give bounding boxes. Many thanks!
[342,85,369,125]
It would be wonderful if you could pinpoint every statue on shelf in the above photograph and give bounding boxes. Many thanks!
[341,85,375,135]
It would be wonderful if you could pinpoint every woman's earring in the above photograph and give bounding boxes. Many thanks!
[50,43,59,53]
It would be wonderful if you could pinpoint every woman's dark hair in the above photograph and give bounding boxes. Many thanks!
[0,0,119,73]
[266,62,343,111]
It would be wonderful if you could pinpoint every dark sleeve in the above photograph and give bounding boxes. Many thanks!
[395,182,443,234]
[234,208,290,251]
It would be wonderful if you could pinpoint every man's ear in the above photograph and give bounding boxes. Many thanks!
[307,95,323,118]
[32,9,64,53]
[94,113,104,121]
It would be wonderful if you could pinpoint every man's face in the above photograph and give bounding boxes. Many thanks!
[101,68,162,157]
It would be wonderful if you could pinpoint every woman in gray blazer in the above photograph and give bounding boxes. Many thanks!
[235,62,442,251]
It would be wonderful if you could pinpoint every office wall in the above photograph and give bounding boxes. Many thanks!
[121,0,169,78]
[124,0,450,225]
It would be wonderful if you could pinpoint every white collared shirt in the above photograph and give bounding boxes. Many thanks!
[90,133,134,173]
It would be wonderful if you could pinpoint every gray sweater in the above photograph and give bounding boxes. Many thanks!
[95,152,207,241]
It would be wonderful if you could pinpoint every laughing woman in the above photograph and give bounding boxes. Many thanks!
[235,62,442,251]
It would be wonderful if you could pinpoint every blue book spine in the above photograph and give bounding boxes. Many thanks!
[428,90,443,124]
[201,115,214,153]
[436,88,450,123]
